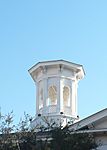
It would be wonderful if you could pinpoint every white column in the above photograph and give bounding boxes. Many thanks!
[60,78,64,112]
[43,77,48,108]
[71,80,77,117]
[36,82,39,116]
[42,66,48,114]
[75,80,78,117]
[56,77,60,113]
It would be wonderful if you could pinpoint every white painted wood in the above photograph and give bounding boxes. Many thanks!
[29,60,84,127]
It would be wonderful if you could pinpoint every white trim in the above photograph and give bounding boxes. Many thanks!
[28,60,84,73]
[28,60,85,80]
[69,108,107,131]
[36,75,76,83]
[73,128,107,134]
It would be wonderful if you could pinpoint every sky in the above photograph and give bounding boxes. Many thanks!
[0,0,107,123]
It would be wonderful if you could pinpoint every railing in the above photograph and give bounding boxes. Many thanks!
[38,105,57,114]
[64,106,72,116]
[38,106,72,116]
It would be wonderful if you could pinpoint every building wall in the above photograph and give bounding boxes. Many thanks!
[95,134,107,150]
[95,118,107,129]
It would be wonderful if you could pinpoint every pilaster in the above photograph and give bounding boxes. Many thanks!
[60,78,64,112]
[71,79,76,117]
[36,82,39,116]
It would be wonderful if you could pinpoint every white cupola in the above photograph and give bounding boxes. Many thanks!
[28,60,85,127]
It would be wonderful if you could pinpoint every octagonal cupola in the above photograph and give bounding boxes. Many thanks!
[28,60,85,126]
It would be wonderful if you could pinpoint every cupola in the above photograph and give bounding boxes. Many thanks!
[28,60,85,127]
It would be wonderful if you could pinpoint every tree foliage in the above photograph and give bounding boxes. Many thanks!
[0,111,16,150]
[0,111,98,150]
[51,126,98,150]
[0,111,37,150]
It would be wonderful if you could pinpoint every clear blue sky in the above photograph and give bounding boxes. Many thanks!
[0,0,107,122]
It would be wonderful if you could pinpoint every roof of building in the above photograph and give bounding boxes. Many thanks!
[69,108,107,133]
[28,59,85,80]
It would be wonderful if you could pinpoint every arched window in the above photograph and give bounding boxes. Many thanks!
[63,86,70,107]
[48,85,57,105]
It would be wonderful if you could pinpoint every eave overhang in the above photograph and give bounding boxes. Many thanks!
[28,60,85,81]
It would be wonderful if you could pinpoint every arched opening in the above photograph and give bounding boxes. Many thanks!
[63,86,70,107]
[48,85,57,105]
